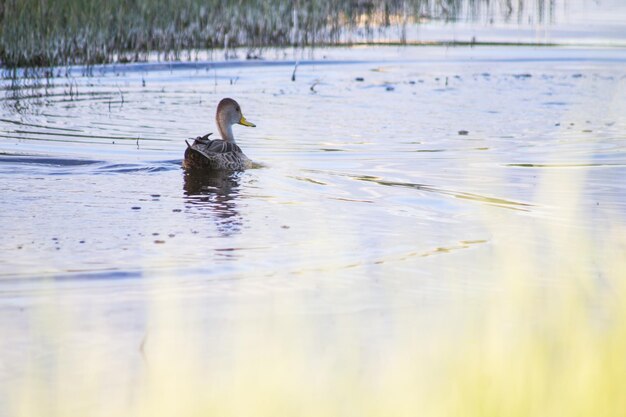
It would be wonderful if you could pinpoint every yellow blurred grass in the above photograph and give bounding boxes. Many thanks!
[10,208,626,417]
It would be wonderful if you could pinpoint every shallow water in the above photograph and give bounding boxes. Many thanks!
[1,45,625,400]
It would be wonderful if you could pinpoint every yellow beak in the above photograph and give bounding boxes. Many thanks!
[239,115,256,127]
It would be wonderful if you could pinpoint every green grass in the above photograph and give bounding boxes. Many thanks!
[0,0,553,69]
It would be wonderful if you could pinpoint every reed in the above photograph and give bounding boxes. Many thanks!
[0,0,553,69]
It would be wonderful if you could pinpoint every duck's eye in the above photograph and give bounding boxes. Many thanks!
[236,107,240,112]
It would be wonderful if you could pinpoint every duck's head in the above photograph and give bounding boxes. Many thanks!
[215,98,255,143]
[217,98,255,128]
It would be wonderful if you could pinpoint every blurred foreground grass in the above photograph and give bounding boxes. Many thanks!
[0,0,554,69]
[8,170,626,416]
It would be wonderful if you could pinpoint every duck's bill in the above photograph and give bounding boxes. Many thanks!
[239,116,256,127]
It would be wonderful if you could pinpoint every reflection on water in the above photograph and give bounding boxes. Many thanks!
[341,172,533,211]
[183,168,243,237]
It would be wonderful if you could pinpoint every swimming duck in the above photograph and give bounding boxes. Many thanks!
[183,98,256,171]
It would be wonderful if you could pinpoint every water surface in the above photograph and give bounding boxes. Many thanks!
[2,46,624,280]
[1,46,625,401]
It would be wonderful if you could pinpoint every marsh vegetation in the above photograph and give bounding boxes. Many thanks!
[0,0,556,68]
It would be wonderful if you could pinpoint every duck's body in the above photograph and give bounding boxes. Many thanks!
[183,133,252,171]
[183,98,255,171]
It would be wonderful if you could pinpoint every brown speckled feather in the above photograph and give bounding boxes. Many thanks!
[183,135,251,171]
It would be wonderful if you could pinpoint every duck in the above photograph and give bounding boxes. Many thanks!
[183,98,256,171]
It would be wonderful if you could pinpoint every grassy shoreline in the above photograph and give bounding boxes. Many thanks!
[0,0,553,69]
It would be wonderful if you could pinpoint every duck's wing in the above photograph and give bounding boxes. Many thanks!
[194,132,213,144]
[187,138,242,156]
[184,138,246,170]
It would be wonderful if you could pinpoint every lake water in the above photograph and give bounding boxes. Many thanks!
[1,44,625,408]
[2,46,625,280]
